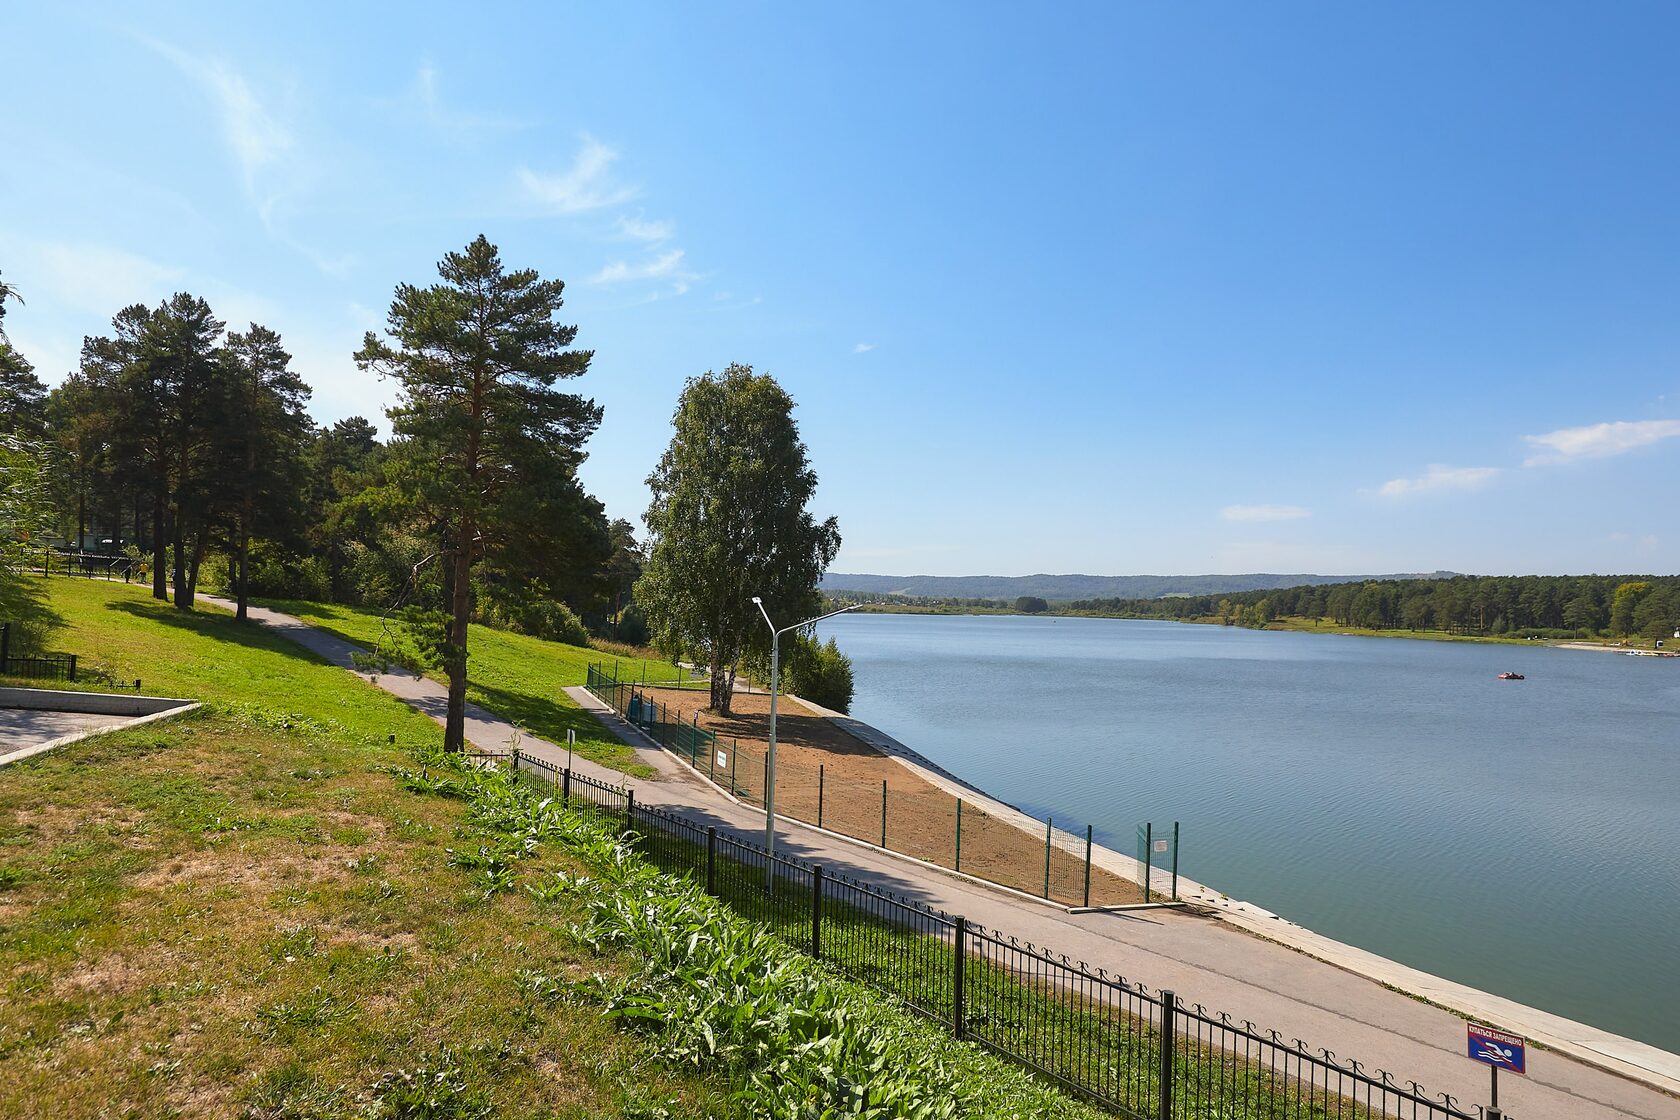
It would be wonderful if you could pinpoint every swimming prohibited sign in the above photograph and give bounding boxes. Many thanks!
[1467,1024,1526,1075]
[1467,1022,1525,1110]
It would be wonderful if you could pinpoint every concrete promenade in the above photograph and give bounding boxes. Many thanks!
[206,597,1679,1120]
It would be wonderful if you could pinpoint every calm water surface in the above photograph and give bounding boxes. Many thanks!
[815,613,1680,1053]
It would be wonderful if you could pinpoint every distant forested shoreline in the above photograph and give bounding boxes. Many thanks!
[824,573,1680,645]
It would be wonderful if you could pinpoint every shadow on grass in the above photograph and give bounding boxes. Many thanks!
[1,574,66,655]
[470,681,652,777]
[104,597,341,667]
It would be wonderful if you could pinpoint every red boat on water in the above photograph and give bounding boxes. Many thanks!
[1497,672,1525,680]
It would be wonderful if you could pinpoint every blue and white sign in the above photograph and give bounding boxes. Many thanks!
[1467,1024,1526,1076]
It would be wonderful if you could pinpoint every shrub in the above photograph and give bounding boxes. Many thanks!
[785,634,854,714]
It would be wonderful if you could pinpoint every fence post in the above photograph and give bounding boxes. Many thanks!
[1144,822,1154,902]
[1043,817,1052,898]
[625,788,635,833]
[562,767,571,807]
[811,864,824,960]
[1486,1110,1503,1120]
[955,799,963,873]
[1,623,9,673]
[817,764,825,829]
[880,779,888,848]
[952,916,967,1039]
[1172,821,1180,901]
[1157,989,1176,1120]
[511,747,521,773]
[705,826,717,895]
[68,655,78,683]
[1084,824,1093,907]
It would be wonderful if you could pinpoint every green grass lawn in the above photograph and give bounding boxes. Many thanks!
[256,597,701,777]
[0,576,727,1117]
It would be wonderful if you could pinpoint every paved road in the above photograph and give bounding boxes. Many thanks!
[208,597,1678,1120]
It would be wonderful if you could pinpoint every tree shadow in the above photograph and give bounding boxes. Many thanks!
[468,680,625,749]
[103,597,340,665]
[1,574,66,655]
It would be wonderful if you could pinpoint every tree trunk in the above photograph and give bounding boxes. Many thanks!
[185,532,205,607]
[237,514,250,621]
[444,525,473,753]
[151,485,168,601]
[171,502,188,609]
[710,650,732,715]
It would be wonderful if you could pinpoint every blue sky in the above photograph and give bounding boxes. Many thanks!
[4,3,1678,577]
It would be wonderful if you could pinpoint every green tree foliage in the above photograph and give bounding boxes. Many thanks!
[785,633,855,713]
[636,364,840,714]
[0,430,60,649]
[223,324,312,620]
[0,342,46,438]
[1610,581,1652,636]
[1015,595,1049,614]
[356,235,604,752]
[1062,573,1680,641]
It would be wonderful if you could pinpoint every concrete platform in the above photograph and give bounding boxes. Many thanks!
[0,689,199,768]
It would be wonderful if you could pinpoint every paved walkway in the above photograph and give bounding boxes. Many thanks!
[208,598,1679,1120]
[0,709,130,767]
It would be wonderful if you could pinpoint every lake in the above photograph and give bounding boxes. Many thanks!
[814,612,1680,1053]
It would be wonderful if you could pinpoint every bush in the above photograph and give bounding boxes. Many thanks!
[786,634,854,714]
[244,542,331,601]
[478,583,591,647]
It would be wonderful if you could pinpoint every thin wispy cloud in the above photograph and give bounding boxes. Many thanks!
[407,63,525,133]
[1377,464,1501,498]
[139,36,294,219]
[1523,419,1680,466]
[518,134,639,214]
[616,214,675,243]
[853,342,875,353]
[589,249,690,286]
[1219,504,1310,523]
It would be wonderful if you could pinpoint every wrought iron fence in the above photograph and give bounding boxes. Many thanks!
[0,623,79,681]
[503,752,1489,1120]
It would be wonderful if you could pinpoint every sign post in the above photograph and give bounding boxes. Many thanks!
[1466,1023,1526,1110]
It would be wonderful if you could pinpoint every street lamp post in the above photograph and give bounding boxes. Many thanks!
[752,596,858,889]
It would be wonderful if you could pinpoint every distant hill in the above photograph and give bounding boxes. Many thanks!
[819,572,1459,601]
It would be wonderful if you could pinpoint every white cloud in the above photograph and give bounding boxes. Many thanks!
[140,36,294,218]
[853,342,875,353]
[407,63,524,133]
[1376,464,1502,498]
[1219,504,1310,523]
[518,135,639,214]
[589,249,692,287]
[1523,419,1680,466]
[616,214,675,243]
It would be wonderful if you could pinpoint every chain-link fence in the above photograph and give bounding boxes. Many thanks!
[587,663,1175,908]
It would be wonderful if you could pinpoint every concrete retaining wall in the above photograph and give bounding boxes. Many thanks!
[0,687,193,716]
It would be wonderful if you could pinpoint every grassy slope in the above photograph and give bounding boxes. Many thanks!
[1,578,1110,1119]
[0,578,723,1117]
[255,597,701,777]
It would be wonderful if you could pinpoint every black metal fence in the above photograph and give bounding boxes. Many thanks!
[0,623,79,681]
[40,549,138,581]
[502,752,1489,1120]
